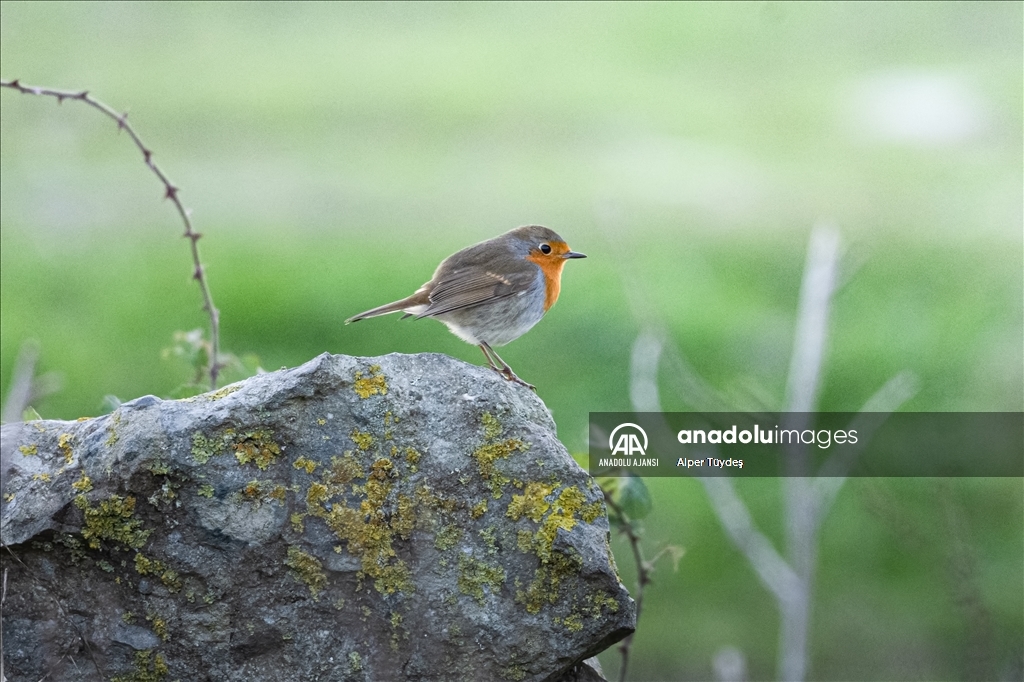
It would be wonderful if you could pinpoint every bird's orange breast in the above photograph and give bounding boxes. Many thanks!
[526,243,572,311]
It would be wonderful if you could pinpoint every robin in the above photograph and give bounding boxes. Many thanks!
[346,225,586,390]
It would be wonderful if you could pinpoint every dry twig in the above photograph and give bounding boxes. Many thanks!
[0,79,222,388]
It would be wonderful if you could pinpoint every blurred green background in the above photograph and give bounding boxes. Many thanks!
[1,2,1021,680]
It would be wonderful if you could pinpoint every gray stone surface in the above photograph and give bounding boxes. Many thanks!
[1,353,633,681]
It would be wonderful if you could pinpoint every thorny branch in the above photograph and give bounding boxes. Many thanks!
[603,492,682,682]
[0,79,222,388]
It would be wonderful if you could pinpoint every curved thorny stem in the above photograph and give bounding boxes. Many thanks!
[603,493,650,682]
[1,79,222,388]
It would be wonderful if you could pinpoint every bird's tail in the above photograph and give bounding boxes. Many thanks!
[345,293,426,324]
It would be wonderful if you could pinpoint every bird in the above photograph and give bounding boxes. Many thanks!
[345,225,586,390]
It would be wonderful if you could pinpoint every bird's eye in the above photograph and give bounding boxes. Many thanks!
[540,243,552,255]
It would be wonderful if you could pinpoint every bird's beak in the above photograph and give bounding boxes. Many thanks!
[563,251,587,259]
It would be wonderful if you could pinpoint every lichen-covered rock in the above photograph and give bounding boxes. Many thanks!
[0,353,634,681]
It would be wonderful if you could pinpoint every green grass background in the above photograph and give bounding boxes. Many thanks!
[1,2,1021,680]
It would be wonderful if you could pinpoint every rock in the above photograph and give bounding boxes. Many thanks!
[0,353,633,681]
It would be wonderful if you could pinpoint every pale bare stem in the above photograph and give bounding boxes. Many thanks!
[0,340,63,423]
[630,331,664,412]
[602,494,651,682]
[0,79,222,389]
[774,222,841,682]
[815,370,918,509]
[784,221,840,416]
[698,477,801,603]
[1,342,37,424]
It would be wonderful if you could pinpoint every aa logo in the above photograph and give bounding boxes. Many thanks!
[609,423,648,457]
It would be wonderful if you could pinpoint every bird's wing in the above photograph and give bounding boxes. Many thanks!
[417,262,538,318]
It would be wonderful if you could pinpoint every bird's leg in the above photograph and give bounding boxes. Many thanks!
[479,343,535,391]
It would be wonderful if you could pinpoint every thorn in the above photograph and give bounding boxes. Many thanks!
[78,90,89,99]
[56,94,65,104]
[193,266,203,280]
[117,112,129,131]
[164,185,178,201]
[9,79,20,88]
[142,148,152,163]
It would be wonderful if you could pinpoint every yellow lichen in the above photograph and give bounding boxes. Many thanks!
[470,500,488,519]
[325,454,364,485]
[434,525,463,551]
[471,413,530,498]
[80,495,151,550]
[403,446,420,472]
[506,482,555,523]
[350,430,375,451]
[515,549,583,614]
[18,444,37,457]
[353,365,388,399]
[457,554,506,605]
[32,473,51,483]
[309,456,415,595]
[111,650,168,682]
[500,664,528,681]
[581,500,604,523]
[72,473,93,493]
[293,456,318,474]
[307,482,329,507]
[58,433,74,464]
[146,613,170,642]
[481,412,503,441]
[132,552,182,592]
[232,428,282,470]
[285,546,327,598]
[562,613,584,632]
[197,484,215,498]
[207,384,242,400]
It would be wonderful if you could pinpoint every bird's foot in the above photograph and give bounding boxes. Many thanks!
[487,364,536,392]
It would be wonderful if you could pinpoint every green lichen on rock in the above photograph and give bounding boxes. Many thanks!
[134,553,182,592]
[506,481,555,523]
[434,524,463,551]
[190,431,225,464]
[293,456,318,474]
[472,412,529,498]
[232,428,282,470]
[191,427,282,470]
[105,411,122,447]
[514,549,583,615]
[206,383,242,401]
[350,429,375,451]
[111,650,169,682]
[305,456,415,595]
[237,480,288,506]
[57,432,75,464]
[457,554,506,605]
[285,545,327,599]
[353,364,388,399]
[71,472,93,493]
[499,664,528,681]
[77,494,151,551]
